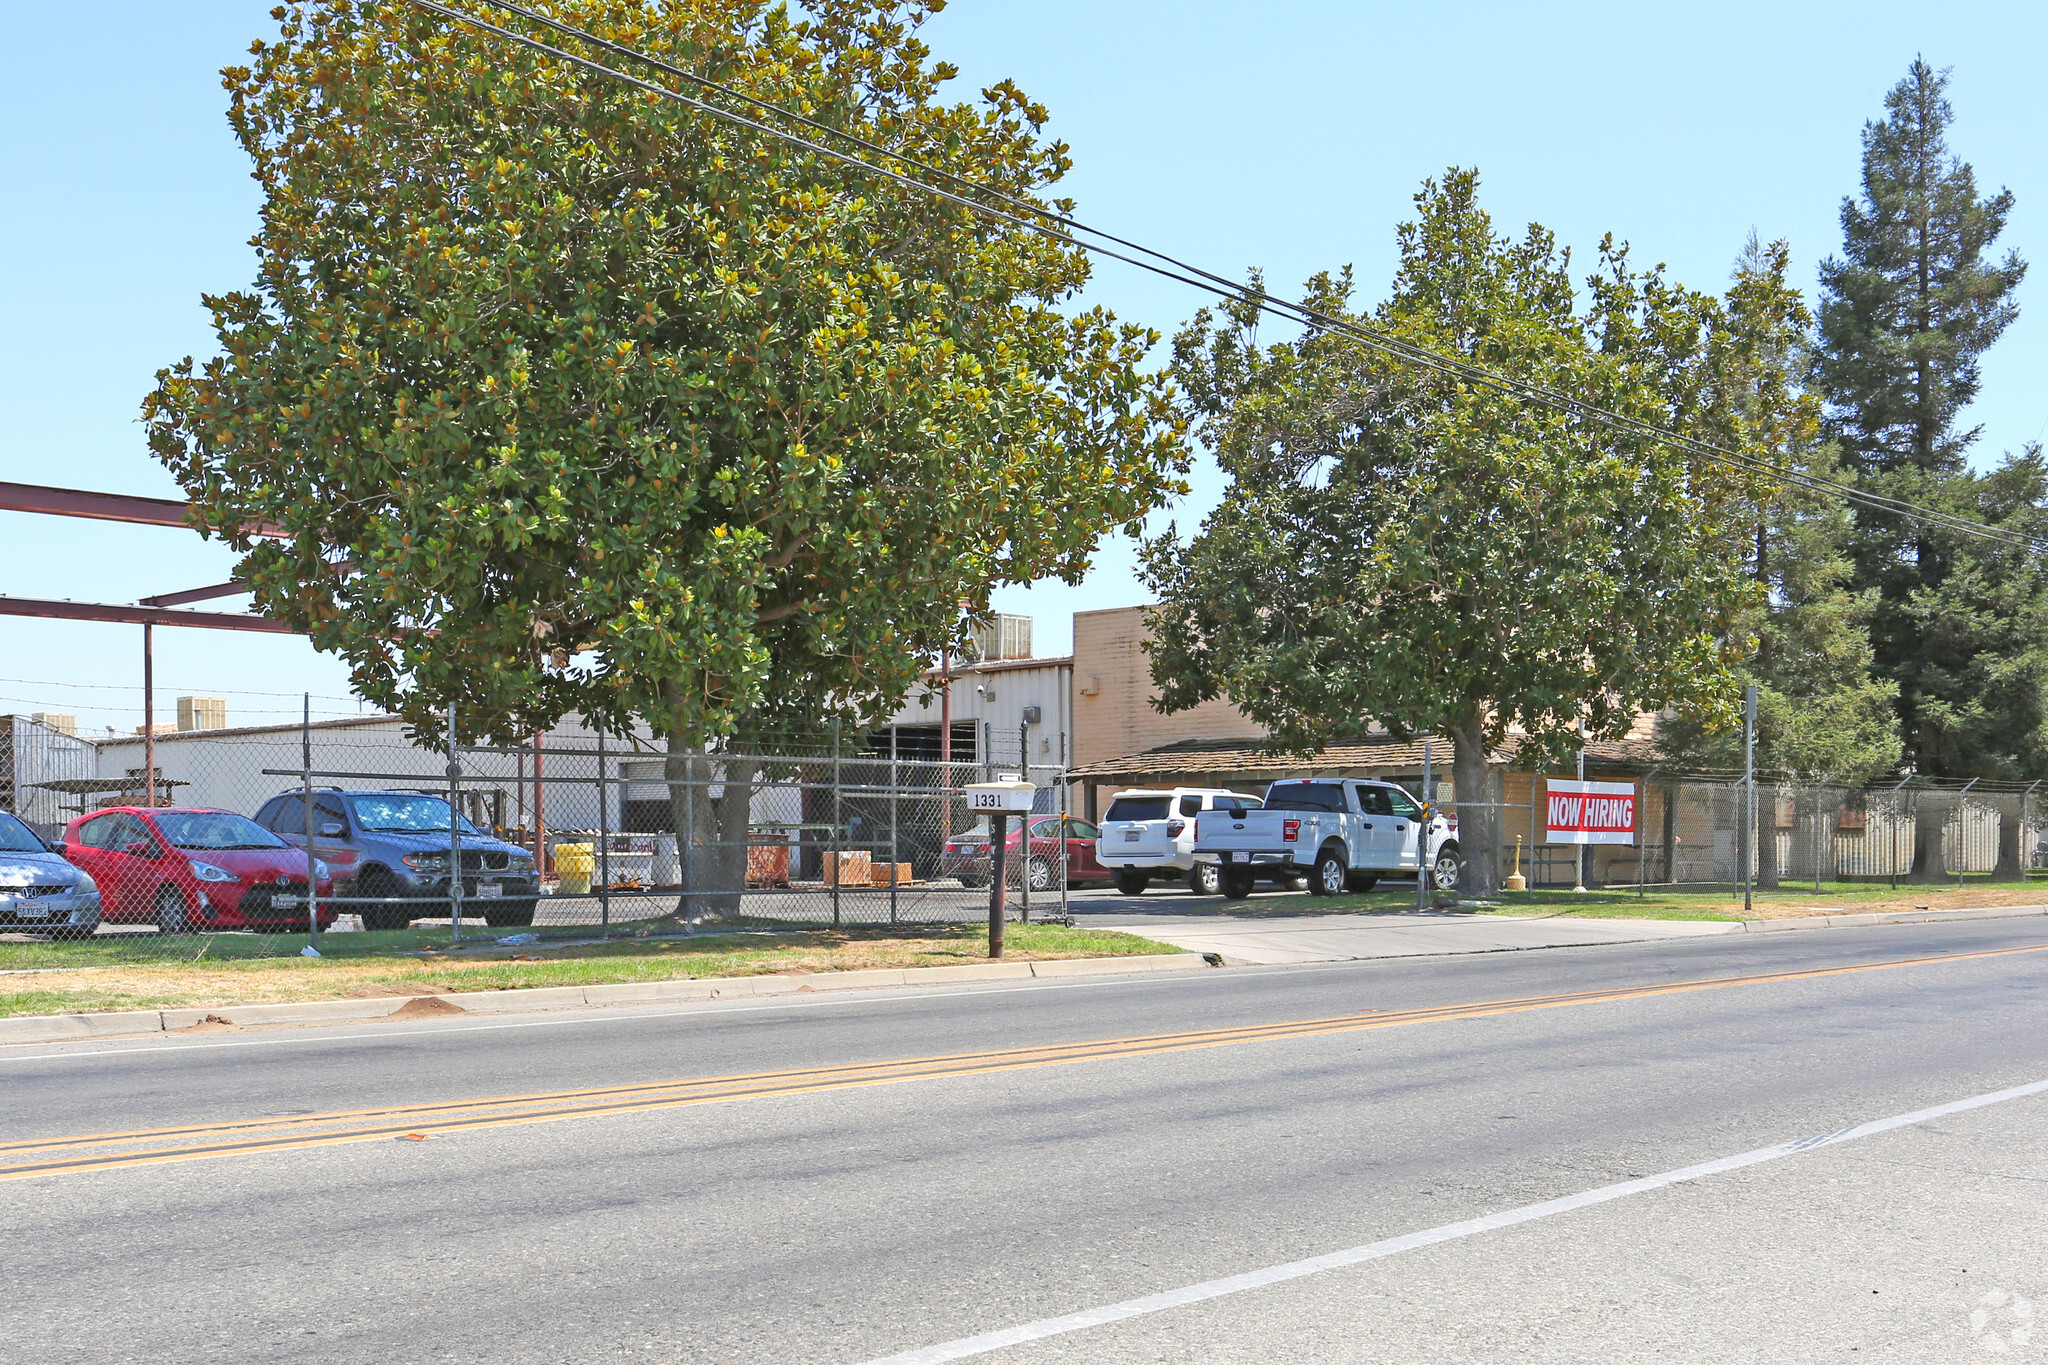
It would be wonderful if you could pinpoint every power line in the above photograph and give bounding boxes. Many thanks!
[409,0,2048,556]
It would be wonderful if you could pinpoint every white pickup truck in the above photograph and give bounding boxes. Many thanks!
[1193,778,1459,900]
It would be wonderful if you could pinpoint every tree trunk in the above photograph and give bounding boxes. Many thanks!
[1757,782,1781,889]
[1908,789,1948,883]
[664,735,758,923]
[1448,712,1499,898]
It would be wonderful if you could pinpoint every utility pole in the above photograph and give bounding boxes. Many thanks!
[1743,683,1757,918]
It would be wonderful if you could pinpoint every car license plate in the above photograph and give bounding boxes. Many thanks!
[16,903,48,918]
[274,896,301,910]
[1231,851,1250,863]
[1123,829,1140,841]
[477,882,504,899]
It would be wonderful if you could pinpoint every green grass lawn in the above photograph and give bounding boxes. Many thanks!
[0,921,1181,1019]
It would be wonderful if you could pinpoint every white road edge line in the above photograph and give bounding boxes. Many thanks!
[859,1075,2048,1365]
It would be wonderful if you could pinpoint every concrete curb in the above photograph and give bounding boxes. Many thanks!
[0,952,1213,1045]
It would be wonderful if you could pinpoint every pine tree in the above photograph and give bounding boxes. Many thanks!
[1814,59,2024,476]
[1812,60,2041,778]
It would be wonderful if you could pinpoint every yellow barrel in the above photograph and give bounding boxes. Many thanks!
[553,842,594,895]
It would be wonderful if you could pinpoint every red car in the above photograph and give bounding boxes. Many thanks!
[63,806,336,934]
[940,815,1112,890]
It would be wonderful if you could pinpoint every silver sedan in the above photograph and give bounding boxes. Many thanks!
[0,811,100,939]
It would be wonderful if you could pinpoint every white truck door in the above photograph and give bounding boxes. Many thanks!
[1383,786,1425,869]
[1355,786,1403,866]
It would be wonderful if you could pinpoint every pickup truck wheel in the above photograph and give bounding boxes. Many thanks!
[1187,863,1221,895]
[1307,848,1346,898]
[1115,871,1150,896]
[1430,843,1462,892]
[1220,868,1256,900]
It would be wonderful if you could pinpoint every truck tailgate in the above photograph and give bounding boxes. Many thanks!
[1193,809,1293,853]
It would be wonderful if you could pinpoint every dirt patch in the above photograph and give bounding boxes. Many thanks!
[1751,888,2048,918]
[385,996,468,1020]
[176,1014,242,1033]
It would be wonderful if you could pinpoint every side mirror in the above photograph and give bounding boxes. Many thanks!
[45,839,65,854]
[318,822,346,838]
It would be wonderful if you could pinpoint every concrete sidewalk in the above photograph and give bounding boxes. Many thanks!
[1082,911,1738,964]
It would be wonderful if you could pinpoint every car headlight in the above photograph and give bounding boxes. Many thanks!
[506,854,535,870]
[402,852,448,871]
[314,861,331,879]
[189,862,239,883]
[69,872,97,895]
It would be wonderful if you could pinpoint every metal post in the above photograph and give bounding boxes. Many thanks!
[681,747,695,931]
[1419,740,1433,908]
[1889,773,1911,891]
[988,810,1007,958]
[448,702,464,944]
[983,721,992,782]
[1574,746,1587,893]
[1528,770,1539,902]
[1059,730,1070,924]
[598,729,611,933]
[532,730,546,881]
[830,718,842,928]
[301,693,320,950]
[1957,777,1980,890]
[142,623,155,806]
[1743,684,1756,918]
[889,727,899,926]
[1019,721,1031,925]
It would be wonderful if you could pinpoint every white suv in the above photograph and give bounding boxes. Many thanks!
[1096,787,1266,895]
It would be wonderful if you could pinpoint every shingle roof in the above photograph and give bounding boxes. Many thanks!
[1066,733,1661,783]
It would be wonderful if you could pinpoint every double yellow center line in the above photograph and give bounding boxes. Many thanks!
[6,941,2043,1182]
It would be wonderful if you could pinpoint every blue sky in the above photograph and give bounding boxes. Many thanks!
[2,0,2042,733]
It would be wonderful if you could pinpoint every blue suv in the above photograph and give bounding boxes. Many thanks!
[253,790,539,931]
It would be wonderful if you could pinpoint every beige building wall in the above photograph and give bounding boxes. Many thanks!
[1071,606,1264,769]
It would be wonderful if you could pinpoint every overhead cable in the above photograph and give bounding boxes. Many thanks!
[404,0,2047,555]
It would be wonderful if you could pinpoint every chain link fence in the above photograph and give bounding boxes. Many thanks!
[1,714,1086,959]
[1496,775,2048,893]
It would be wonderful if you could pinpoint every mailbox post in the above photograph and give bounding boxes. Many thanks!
[965,780,1034,958]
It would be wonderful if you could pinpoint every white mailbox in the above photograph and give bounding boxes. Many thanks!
[964,780,1035,813]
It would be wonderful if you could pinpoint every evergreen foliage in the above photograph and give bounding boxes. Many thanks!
[1143,172,1769,896]
[1812,59,2043,779]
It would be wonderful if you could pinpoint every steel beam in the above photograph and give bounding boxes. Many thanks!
[0,595,292,633]
[138,580,252,607]
[0,481,285,537]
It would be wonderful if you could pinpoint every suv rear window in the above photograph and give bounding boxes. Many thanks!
[1265,783,1350,813]
[1106,797,1171,823]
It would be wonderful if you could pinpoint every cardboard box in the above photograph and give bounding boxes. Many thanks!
[870,862,915,886]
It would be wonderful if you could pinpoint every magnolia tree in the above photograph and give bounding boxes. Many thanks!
[146,0,1185,914]
[1143,172,1779,896]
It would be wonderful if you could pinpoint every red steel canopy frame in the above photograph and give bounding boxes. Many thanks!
[1,481,293,804]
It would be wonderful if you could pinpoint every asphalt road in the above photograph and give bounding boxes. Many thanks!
[6,919,2048,1363]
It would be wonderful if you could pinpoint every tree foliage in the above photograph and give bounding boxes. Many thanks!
[145,0,1185,756]
[1142,172,1770,894]
[1815,59,2025,476]
[1812,59,2044,778]
[1657,238,1902,786]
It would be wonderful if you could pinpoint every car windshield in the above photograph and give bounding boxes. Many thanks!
[0,812,46,853]
[347,795,479,834]
[1106,797,1172,822]
[151,811,287,850]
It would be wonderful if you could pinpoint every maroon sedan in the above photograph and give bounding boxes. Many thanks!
[64,807,335,934]
[940,815,1112,890]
